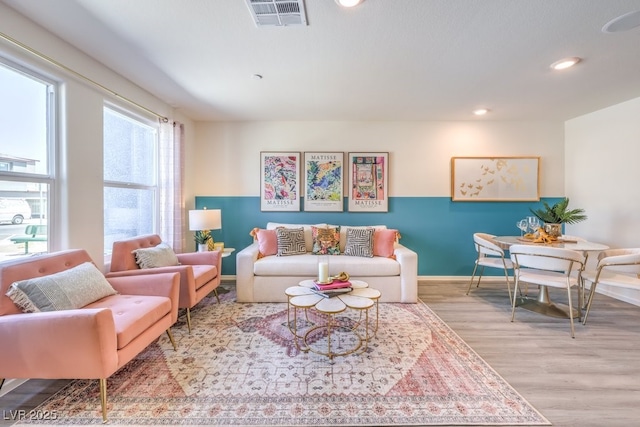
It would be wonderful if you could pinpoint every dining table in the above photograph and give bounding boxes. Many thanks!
[493,235,609,319]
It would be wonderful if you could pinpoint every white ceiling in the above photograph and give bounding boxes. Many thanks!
[3,0,640,122]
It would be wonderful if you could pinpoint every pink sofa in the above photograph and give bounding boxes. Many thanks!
[0,249,180,422]
[107,234,222,332]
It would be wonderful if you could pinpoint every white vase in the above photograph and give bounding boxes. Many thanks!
[197,243,208,252]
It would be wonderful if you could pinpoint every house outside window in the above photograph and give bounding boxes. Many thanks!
[103,106,158,255]
[0,60,55,261]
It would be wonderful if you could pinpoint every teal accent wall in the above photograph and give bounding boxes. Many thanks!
[195,196,562,277]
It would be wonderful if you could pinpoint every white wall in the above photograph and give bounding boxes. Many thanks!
[565,97,640,305]
[189,120,565,198]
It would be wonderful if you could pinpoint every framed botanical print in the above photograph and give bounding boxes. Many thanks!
[260,151,301,211]
[451,156,540,201]
[347,152,389,212]
[304,152,344,212]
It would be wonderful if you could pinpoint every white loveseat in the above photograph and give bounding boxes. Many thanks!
[236,223,418,303]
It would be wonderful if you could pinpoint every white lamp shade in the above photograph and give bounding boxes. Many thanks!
[189,209,222,231]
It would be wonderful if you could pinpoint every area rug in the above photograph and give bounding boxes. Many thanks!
[21,285,549,426]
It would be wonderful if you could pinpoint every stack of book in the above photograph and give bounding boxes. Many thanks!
[311,280,352,298]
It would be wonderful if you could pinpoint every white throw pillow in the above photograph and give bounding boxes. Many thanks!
[132,242,180,269]
[6,261,117,313]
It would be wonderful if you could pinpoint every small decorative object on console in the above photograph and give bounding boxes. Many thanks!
[529,197,587,238]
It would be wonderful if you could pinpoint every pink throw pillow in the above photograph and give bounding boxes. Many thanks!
[373,229,399,258]
[256,229,278,258]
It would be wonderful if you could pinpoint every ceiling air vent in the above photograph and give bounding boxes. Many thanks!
[245,0,307,26]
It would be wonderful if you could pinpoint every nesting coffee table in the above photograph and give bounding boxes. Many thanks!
[285,279,381,363]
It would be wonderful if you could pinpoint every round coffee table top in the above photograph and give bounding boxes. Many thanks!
[286,280,381,314]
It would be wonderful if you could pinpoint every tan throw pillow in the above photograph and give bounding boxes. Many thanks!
[6,262,117,313]
[132,242,179,269]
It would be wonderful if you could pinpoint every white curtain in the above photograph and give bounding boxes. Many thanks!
[159,120,185,252]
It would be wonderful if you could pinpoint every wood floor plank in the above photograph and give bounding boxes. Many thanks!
[421,280,640,427]
[1,280,639,426]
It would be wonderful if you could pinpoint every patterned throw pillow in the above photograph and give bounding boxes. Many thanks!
[275,227,307,256]
[312,226,341,255]
[344,227,375,257]
[6,262,117,313]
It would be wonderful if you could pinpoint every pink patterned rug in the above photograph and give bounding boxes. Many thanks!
[22,285,549,425]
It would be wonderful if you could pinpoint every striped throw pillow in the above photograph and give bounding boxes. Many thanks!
[276,227,306,256]
[344,227,374,257]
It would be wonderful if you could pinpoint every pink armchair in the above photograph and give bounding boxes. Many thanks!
[0,249,180,422]
[107,234,222,332]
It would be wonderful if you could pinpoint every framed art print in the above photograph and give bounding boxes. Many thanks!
[260,152,301,211]
[348,152,388,212]
[304,152,344,212]
[451,156,540,201]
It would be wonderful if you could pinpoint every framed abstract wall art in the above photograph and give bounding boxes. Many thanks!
[451,156,540,201]
[260,152,301,211]
[348,152,389,212]
[304,152,344,212]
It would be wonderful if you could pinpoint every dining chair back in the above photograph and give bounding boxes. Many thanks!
[581,248,640,325]
[509,244,585,338]
[467,233,513,302]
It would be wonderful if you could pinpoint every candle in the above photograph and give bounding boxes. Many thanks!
[318,261,329,283]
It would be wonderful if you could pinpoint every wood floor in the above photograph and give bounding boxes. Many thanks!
[1,279,639,426]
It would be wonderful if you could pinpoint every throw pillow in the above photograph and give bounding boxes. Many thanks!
[373,229,400,258]
[311,226,341,255]
[338,225,387,253]
[6,262,117,313]
[275,227,306,256]
[132,242,179,269]
[344,227,375,257]
[255,228,278,259]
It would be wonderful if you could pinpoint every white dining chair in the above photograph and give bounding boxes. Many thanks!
[561,235,589,306]
[467,233,513,302]
[509,245,585,338]
[581,248,640,325]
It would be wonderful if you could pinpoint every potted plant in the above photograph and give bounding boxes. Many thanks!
[194,230,211,252]
[529,197,587,237]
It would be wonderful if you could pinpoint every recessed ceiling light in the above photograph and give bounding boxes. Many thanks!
[602,10,640,33]
[473,108,489,116]
[550,57,581,70]
[335,0,363,7]
[252,74,263,80]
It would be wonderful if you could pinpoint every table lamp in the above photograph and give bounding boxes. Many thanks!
[188,208,222,252]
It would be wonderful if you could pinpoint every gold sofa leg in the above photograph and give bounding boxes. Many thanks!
[99,378,107,423]
[166,329,177,351]
[0,378,5,390]
[213,288,220,304]
[186,307,192,333]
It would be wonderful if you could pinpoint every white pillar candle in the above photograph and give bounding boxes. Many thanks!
[318,261,329,283]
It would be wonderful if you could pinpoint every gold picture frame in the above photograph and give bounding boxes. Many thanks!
[451,157,540,201]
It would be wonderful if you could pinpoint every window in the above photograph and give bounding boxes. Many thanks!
[0,60,55,261]
[103,106,158,255]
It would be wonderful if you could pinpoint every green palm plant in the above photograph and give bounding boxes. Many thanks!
[529,197,587,224]
[194,230,212,244]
